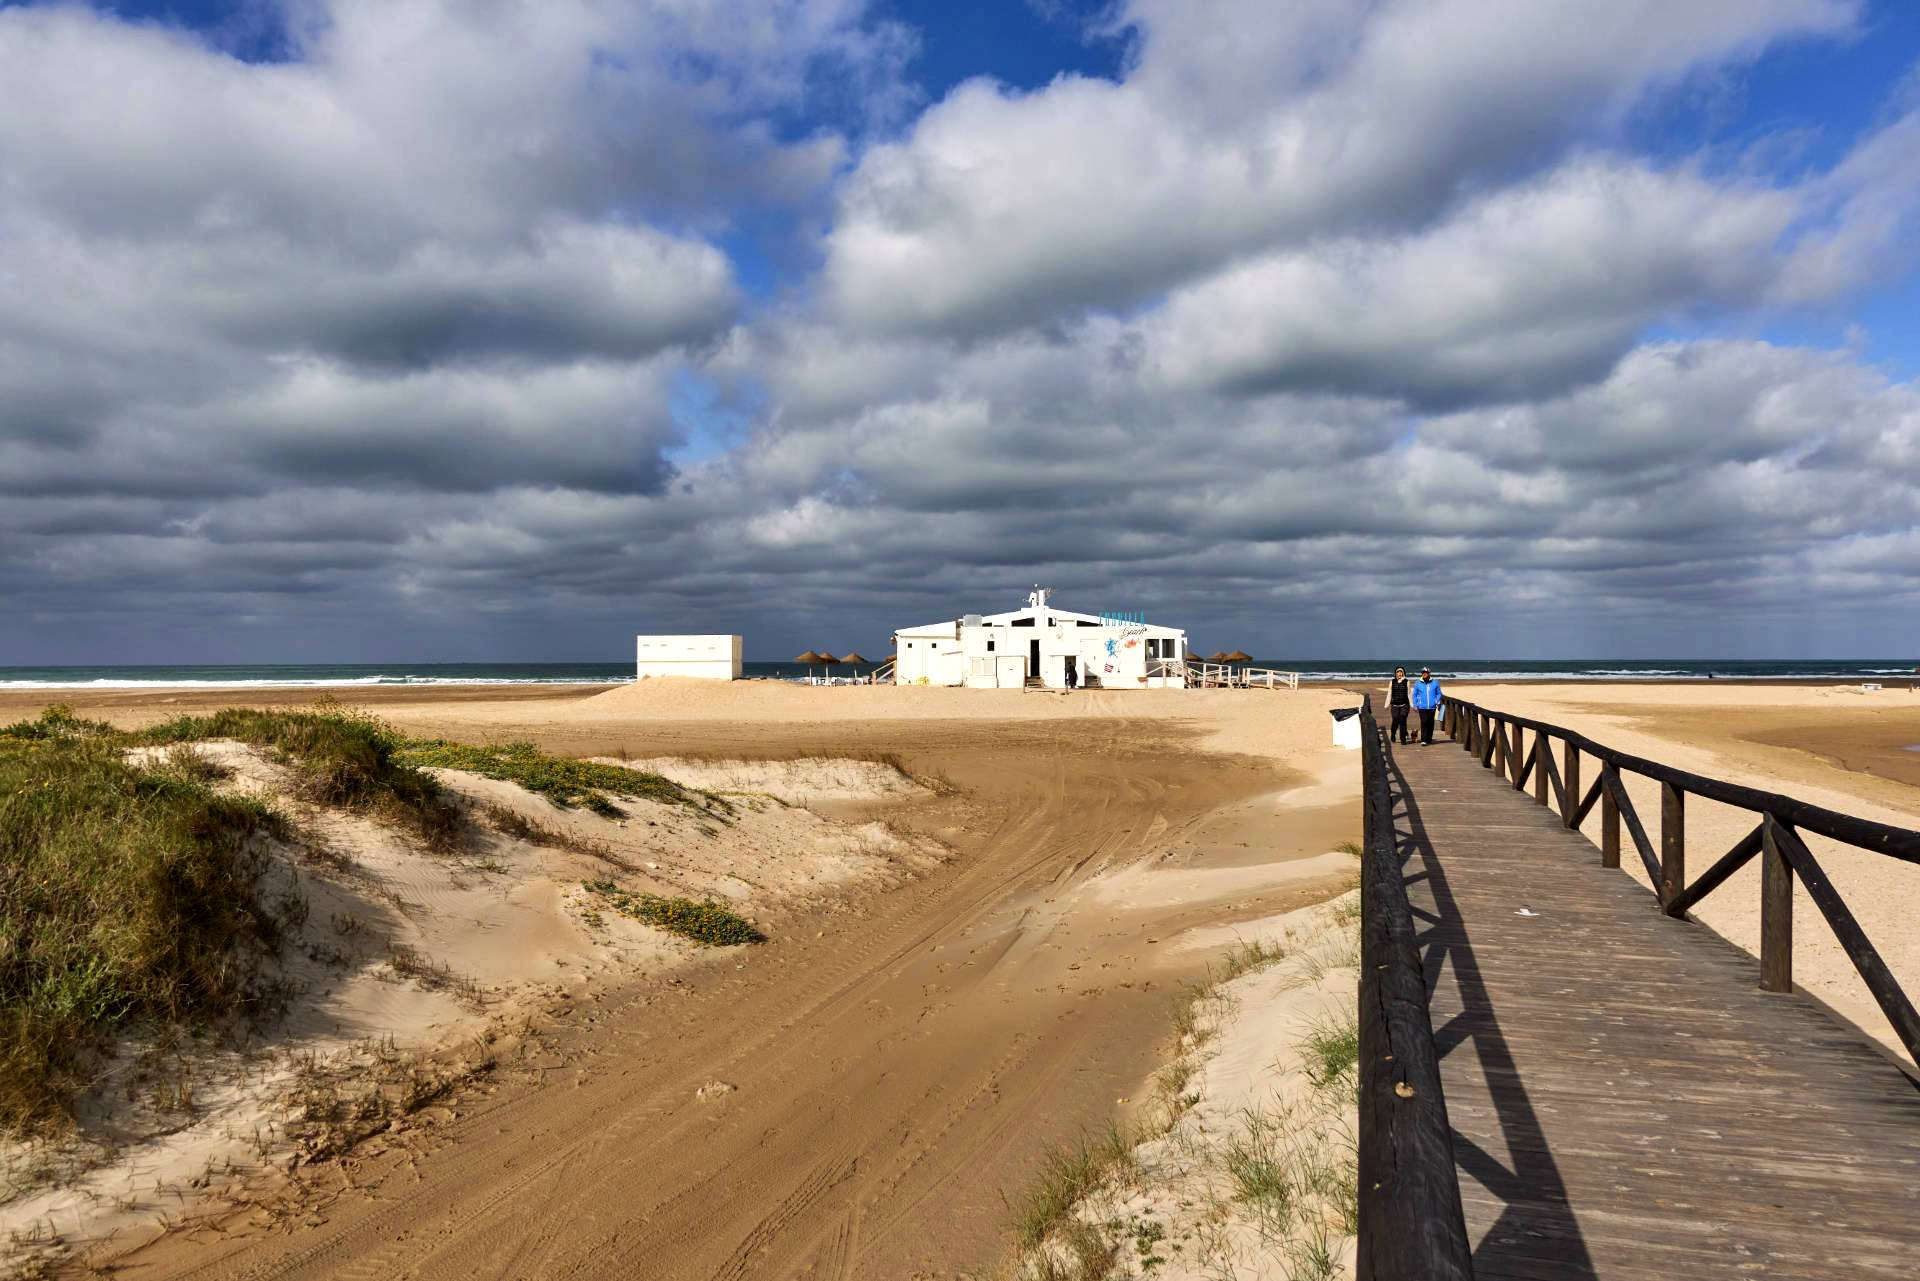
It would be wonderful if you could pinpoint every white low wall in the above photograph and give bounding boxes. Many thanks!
[636,634,742,680]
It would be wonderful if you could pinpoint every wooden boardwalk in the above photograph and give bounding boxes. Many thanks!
[1387,733,1920,1280]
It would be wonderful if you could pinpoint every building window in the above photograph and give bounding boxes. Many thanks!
[986,640,995,652]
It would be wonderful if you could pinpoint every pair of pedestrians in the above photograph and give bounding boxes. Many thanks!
[1387,666,1444,745]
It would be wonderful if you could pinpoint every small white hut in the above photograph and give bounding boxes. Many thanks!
[892,589,1187,690]
[635,635,742,680]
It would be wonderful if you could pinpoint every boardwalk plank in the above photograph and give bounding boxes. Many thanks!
[1386,736,1920,1279]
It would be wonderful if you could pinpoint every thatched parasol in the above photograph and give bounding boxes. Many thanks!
[1224,650,1252,663]
[1206,651,1230,662]
[792,650,829,680]
[840,652,868,664]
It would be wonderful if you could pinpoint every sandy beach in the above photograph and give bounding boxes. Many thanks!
[6,680,1364,1278]
[6,676,1917,1278]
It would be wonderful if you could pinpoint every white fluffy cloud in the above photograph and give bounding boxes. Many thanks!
[821,0,1858,336]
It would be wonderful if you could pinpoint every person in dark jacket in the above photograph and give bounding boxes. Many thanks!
[1410,667,1445,744]
[1388,667,1412,744]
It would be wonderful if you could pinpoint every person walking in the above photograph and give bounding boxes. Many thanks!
[1388,667,1412,744]
[1410,667,1444,745]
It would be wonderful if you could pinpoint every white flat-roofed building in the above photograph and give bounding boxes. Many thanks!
[892,590,1187,690]
[635,634,742,680]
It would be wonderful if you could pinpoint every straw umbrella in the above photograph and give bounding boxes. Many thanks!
[815,652,840,683]
[840,652,869,684]
[792,650,825,680]
[1206,651,1230,662]
[1224,650,1252,663]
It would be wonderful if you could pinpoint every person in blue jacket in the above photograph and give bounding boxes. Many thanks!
[1409,667,1444,745]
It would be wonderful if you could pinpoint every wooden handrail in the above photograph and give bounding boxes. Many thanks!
[1444,698,1920,1068]
[1446,699,1920,863]
[1356,694,1475,1280]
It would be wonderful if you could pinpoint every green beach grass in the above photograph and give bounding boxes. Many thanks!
[139,702,457,847]
[0,708,290,1132]
[0,702,466,1132]
[397,738,732,820]
[0,700,753,1132]
[580,878,763,946]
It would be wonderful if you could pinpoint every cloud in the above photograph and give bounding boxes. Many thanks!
[0,0,894,508]
[821,0,1858,337]
[1141,159,1801,406]
[5,0,1920,665]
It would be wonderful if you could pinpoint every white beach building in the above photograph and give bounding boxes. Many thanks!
[635,634,742,680]
[892,590,1187,690]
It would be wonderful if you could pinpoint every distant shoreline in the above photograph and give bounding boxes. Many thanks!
[3,673,1914,693]
[3,658,1917,693]
[3,675,1914,726]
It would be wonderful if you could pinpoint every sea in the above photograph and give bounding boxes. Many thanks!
[0,659,1914,690]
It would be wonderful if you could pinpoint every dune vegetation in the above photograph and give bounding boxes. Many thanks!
[0,701,765,1138]
[397,738,732,820]
[579,878,764,947]
[0,707,294,1133]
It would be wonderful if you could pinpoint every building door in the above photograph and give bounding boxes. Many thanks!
[1029,638,1041,682]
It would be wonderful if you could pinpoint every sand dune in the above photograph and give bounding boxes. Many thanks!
[2,735,945,1270]
[27,680,1364,1279]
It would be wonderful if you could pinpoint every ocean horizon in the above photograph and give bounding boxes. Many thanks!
[1,658,1914,690]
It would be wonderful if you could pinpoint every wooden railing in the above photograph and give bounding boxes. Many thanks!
[1180,661,1302,690]
[1445,698,1920,1067]
[866,659,896,686]
[1356,694,1475,1280]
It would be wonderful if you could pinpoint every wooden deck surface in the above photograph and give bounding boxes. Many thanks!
[1388,731,1920,1280]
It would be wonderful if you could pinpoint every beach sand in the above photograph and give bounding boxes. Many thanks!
[11,680,1367,1278]
[1449,682,1920,1068]
[13,676,1915,1277]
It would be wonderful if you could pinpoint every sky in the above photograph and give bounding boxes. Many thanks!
[4,0,1920,664]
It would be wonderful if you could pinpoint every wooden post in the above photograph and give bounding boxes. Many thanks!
[1508,724,1522,787]
[1534,734,1550,807]
[1601,780,1620,868]
[1563,743,1581,830]
[1661,782,1686,911]
[1761,818,1793,993]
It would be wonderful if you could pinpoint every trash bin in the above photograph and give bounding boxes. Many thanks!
[1329,707,1361,750]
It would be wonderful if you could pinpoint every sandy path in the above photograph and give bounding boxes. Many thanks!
[74,690,1361,1279]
